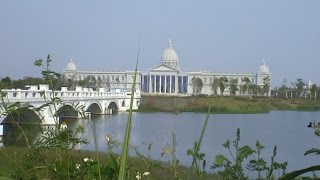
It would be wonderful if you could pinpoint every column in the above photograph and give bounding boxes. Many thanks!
[165,75,167,93]
[175,75,178,94]
[148,75,151,93]
[141,75,144,92]
[154,75,156,93]
[159,75,162,93]
[169,76,172,94]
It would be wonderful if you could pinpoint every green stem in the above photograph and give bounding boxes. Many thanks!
[118,37,140,180]
[92,121,102,180]
[279,165,320,180]
[188,107,211,179]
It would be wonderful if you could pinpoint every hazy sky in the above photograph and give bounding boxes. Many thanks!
[0,1,319,87]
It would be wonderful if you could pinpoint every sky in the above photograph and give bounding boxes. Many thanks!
[0,0,319,87]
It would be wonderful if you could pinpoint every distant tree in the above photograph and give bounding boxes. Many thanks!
[257,86,263,96]
[77,79,87,87]
[262,76,271,96]
[77,75,96,89]
[295,78,305,98]
[98,76,103,88]
[54,75,74,90]
[310,84,317,100]
[219,77,229,96]
[0,76,12,89]
[241,77,250,96]
[211,78,219,96]
[249,84,258,96]
[11,77,44,89]
[191,77,203,95]
[277,79,288,98]
[87,76,97,89]
[229,78,239,96]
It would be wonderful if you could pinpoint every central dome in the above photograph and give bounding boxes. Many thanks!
[160,38,180,70]
[65,58,77,71]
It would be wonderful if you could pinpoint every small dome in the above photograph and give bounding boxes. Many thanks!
[258,61,269,74]
[65,58,77,71]
[160,38,179,70]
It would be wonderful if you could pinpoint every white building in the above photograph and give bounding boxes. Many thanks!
[64,38,271,96]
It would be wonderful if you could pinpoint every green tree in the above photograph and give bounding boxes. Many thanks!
[191,77,203,95]
[0,76,12,89]
[262,76,271,96]
[257,86,263,96]
[211,78,219,96]
[277,79,288,98]
[248,83,257,96]
[12,77,45,89]
[241,77,250,96]
[229,78,239,96]
[310,84,317,100]
[295,78,305,98]
[219,77,229,96]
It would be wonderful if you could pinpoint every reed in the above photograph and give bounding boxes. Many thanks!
[118,39,140,180]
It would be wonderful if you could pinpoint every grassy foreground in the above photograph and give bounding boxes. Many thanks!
[139,95,320,113]
[0,146,219,179]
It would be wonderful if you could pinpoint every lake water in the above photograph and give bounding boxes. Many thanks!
[68,111,320,176]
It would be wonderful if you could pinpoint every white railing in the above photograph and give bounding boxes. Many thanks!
[0,85,140,103]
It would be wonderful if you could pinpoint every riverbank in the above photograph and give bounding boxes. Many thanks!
[139,95,320,113]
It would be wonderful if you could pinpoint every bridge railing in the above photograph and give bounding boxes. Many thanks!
[0,85,140,103]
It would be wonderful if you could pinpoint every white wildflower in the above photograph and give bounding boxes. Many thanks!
[143,171,150,176]
[76,163,81,169]
[83,157,89,162]
[59,122,68,131]
[83,157,93,163]
[106,135,112,142]
[135,171,141,180]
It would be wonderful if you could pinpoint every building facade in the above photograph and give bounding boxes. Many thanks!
[64,38,271,96]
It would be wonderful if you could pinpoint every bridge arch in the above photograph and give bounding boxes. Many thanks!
[85,101,103,115]
[56,104,78,122]
[107,101,119,114]
[1,108,42,146]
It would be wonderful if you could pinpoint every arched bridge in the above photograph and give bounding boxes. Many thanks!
[0,84,140,125]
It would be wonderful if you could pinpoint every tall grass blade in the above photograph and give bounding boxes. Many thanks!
[118,38,140,180]
[92,120,102,180]
[188,107,211,179]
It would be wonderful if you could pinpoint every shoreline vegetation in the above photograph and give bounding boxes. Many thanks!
[0,146,219,179]
[138,95,320,114]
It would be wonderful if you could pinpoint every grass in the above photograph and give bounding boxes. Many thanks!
[0,146,220,180]
[139,95,320,113]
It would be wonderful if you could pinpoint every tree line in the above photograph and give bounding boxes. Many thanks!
[191,76,271,97]
[272,78,319,100]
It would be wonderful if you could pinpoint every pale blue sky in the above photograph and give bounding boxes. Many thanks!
[0,1,319,87]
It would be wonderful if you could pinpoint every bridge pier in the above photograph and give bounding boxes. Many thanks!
[0,124,3,147]
[105,108,113,115]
